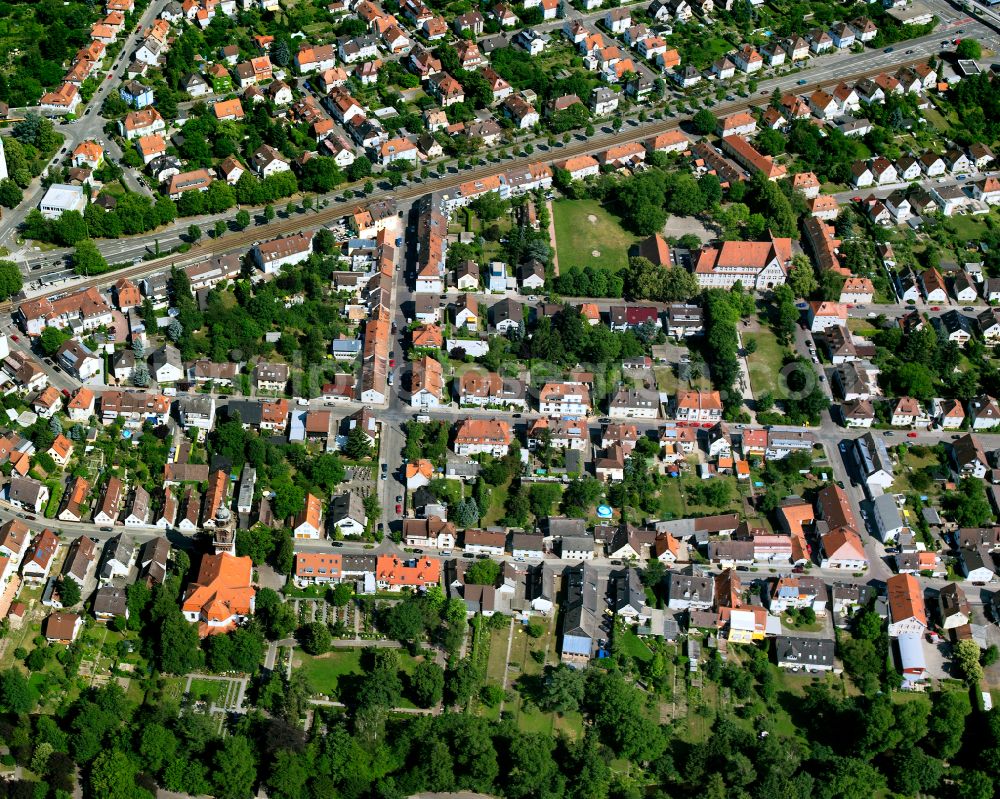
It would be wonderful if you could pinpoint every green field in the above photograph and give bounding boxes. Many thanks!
[188,678,225,704]
[745,332,791,399]
[294,649,364,696]
[552,199,638,273]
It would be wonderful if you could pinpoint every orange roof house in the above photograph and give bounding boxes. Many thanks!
[295,552,343,584]
[405,459,435,489]
[181,553,255,636]
[214,98,245,120]
[47,434,73,466]
[412,323,443,348]
[375,554,441,590]
[887,573,927,635]
[292,493,324,538]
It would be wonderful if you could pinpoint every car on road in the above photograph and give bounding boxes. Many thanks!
[395,504,402,513]
[413,549,423,554]
[797,79,807,85]
[964,307,974,311]
[907,432,918,438]
[332,541,343,547]
[906,49,914,54]
[930,306,940,311]
[10,335,16,342]
[106,73,113,79]
[884,46,893,53]
[463,553,475,558]
[100,527,112,532]
[883,431,894,436]
[61,389,70,398]
[389,358,395,367]
[396,495,402,503]
[377,523,384,533]
[476,553,489,559]
[611,560,622,565]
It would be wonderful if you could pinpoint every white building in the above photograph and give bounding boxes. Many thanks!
[39,184,87,220]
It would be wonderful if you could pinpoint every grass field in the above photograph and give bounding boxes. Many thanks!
[486,624,511,684]
[480,476,511,527]
[618,630,653,663]
[295,649,364,696]
[552,199,637,273]
[745,332,790,399]
[188,678,225,704]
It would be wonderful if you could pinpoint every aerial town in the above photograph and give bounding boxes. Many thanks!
[0,0,1000,796]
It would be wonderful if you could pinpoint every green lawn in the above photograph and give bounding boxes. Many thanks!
[744,332,791,399]
[294,649,364,696]
[944,211,994,244]
[552,199,638,273]
[658,479,685,520]
[480,476,511,527]
[188,678,225,704]
[486,624,511,684]
[618,630,653,663]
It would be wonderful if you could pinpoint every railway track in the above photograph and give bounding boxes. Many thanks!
[1,56,927,316]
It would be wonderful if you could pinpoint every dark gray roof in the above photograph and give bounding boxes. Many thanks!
[775,636,835,667]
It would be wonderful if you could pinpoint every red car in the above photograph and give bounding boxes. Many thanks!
[395,503,402,513]
[930,306,940,311]
[907,432,918,438]
[61,388,70,398]
[10,335,17,342]
[389,358,395,368]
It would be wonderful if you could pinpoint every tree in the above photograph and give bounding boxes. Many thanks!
[0,178,21,208]
[329,583,353,606]
[39,325,70,356]
[348,156,373,181]
[89,750,151,799]
[409,661,444,707]
[57,577,81,607]
[929,689,971,759]
[131,363,150,387]
[955,638,984,684]
[383,599,424,643]
[539,664,585,713]
[235,210,250,229]
[0,667,33,713]
[73,239,108,276]
[139,724,178,777]
[454,497,480,528]
[787,256,819,298]
[343,425,372,460]
[956,39,982,60]
[692,109,716,135]
[264,204,275,222]
[187,224,201,242]
[465,559,500,586]
[529,483,562,519]
[298,621,331,655]
[213,735,257,799]
[0,259,22,300]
